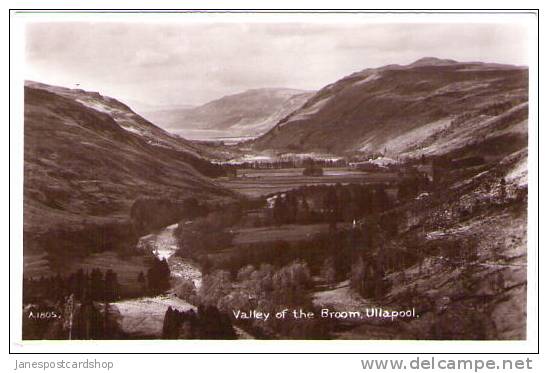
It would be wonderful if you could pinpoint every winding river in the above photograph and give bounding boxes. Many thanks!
[137,223,202,289]
[109,223,202,338]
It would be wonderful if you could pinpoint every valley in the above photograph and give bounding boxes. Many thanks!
[21,57,530,341]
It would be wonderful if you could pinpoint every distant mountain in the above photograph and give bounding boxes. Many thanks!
[24,82,233,271]
[253,58,528,160]
[143,88,314,138]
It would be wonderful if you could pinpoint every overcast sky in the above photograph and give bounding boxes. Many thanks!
[25,21,529,109]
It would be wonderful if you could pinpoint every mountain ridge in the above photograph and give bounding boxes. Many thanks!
[252,58,528,159]
[142,87,315,138]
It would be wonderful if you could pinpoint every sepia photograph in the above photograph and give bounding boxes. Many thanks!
[12,10,535,345]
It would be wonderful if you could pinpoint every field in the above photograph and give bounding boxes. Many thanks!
[233,223,350,245]
[219,167,398,197]
[111,294,194,338]
[111,294,253,339]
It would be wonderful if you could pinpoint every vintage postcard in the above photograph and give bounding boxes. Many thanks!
[10,10,537,351]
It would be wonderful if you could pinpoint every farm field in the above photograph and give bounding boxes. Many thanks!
[232,223,351,245]
[219,167,398,197]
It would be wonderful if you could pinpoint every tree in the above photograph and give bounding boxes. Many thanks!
[174,279,197,304]
[137,271,146,294]
[324,187,339,230]
[373,185,390,212]
[350,256,367,294]
[162,305,236,339]
[350,255,390,298]
[302,160,323,176]
[199,270,232,307]
[104,269,119,301]
[321,257,337,284]
[147,257,171,295]
[273,196,287,226]
[339,186,353,221]
[286,193,298,224]
[89,268,104,301]
[72,269,86,300]
[272,261,311,305]
[296,195,311,224]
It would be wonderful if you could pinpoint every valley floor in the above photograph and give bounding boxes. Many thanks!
[22,153,529,340]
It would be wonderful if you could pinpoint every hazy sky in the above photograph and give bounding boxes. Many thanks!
[25,21,529,109]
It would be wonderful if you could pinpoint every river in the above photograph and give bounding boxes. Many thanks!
[137,223,202,288]
[109,223,202,338]
[111,223,253,338]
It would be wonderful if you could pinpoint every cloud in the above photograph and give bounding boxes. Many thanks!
[132,50,173,67]
[25,20,530,107]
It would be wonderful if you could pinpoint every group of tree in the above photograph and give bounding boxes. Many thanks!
[218,158,348,170]
[269,183,393,226]
[23,268,120,303]
[70,300,122,340]
[23,268,123,340]
[175,207,240,258]
[302,158,324,176]
[22,298,123,340]
[162,305,236,339]
[196,260,332,339]
[208,227,369,282]
[272,193,301,225]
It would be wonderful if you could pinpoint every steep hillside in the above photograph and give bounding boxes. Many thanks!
[387,149,528,339]
[143,88,314,138]
[23,82,234,273]
[25,81,213,159]
[253,58,528,158]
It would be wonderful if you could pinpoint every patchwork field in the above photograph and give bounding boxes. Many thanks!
[219,167,398,197]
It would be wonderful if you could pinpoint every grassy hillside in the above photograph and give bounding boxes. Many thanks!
[24,83,234,273]
[253,58,528,159]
